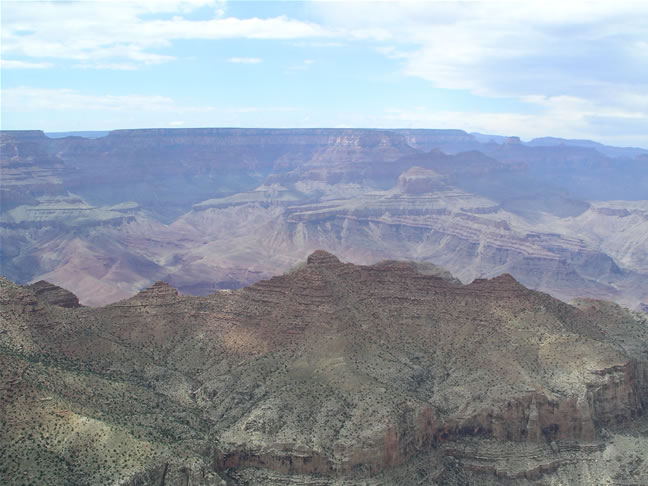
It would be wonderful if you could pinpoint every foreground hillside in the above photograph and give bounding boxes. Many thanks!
[1,251,647,485]
[1,128,647,310]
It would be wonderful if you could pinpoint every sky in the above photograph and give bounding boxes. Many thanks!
[1,0,647,148]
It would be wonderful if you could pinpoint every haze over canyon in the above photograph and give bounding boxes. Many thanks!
[1,128,647,311]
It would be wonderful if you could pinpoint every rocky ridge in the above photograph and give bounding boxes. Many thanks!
[1,252,647,485]
[26,280,81,308]
[1,128,647,310]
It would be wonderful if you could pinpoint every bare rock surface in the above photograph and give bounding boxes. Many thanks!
[1,252,647,485]
[1,128,647,310]
[26,280,81,308]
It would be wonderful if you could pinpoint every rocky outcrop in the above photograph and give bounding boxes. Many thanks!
[210,364,645,477]
[306,249,342,267]
[26,280,81,308]
[123,461,227,486]
[1,253,648,484]
[133,281,179,300]
[394,128,479,153]
[396,167,449,194]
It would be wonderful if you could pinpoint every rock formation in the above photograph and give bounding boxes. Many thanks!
[26,280,80,308]
[1,128,647,310]
[1,252,647,485]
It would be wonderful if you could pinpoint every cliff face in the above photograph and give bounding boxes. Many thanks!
[2,128,647,311]
[0,128,416,211]
[1,253,647,485]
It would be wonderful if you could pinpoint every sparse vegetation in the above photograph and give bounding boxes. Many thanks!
[1,258,647,485]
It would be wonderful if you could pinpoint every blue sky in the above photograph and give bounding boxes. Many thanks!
[1,0,647,147]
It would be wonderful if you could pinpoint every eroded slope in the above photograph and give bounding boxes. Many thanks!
[1,252,647,484]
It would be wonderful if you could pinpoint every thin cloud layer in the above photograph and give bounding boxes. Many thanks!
[1,1,329,66]
[316,2,648,98]
[1,87,211,112]
[2,87,296,116]
[1,59,53,69]
[227,57,262,64]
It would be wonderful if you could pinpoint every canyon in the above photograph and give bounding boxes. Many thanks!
[1,251,647,485]
[1,128,646,311]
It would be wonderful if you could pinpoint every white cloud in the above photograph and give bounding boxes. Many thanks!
[0,59,53,69]
[1,86,298,117]
[290,41,345,48]
[313,1,648,145]
[316,2,648,97]
[76,63,139,71]
[222,106,297,113]
[287,59,315,70]
[227,57,262,64]
[1,87,215,113]
[1,2,330,67]
[380,95,648,147]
